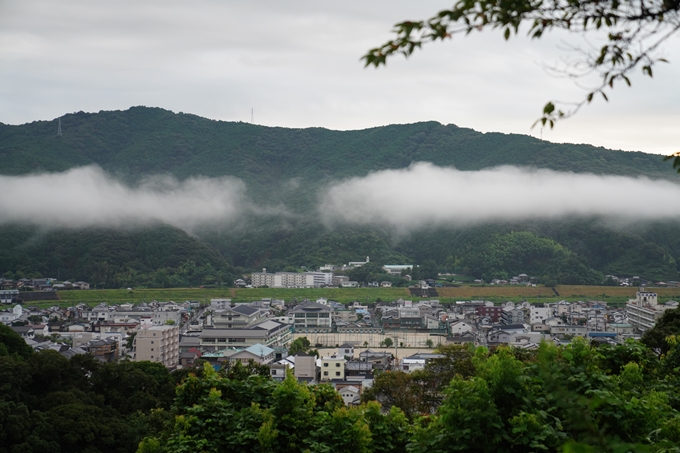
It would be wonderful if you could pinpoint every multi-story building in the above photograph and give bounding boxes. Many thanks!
[501,306,525,325]
[135,325,180,367]
[530,305,552,324]
[320,355,347,381]
[251,270,333,288]
[292,301,332,332]
[626,289,676,333]
[199,319,292,349]
[212,305,270,329]
[476,304,503,323]
[293,352,318,382]
[251,269,276,287]
[382,265,413,275]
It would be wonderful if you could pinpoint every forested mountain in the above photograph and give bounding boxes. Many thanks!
[1,107,678,285]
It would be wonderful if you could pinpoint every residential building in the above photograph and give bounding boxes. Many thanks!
[530,305,552,324]
[626,289,675,333]
[135,325,180,367]
[501,306,525,325]
[476,304,503,323]
[294,353,318,382]
[321,355,346,380]
[251,269,333,288]
[551,325,589,338]
[229,343,276,365]
[251,269,276,287]
[0,290,20,305]
[338,342,354,359]
[84,338,119,362]
[401,352,444,372]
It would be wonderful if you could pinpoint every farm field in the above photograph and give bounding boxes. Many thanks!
[32,284,680,308]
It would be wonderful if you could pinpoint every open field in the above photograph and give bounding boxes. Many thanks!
[24,284,680,308]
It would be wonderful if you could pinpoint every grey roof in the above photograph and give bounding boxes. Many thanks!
[245,343,275,357]
[292,301,331,313]
[232,305,261,316]
[200,320,288,339]
[403,353,445,361]
[10,326,34,334]
[346,361,373,371]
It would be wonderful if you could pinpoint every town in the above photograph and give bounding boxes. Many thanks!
[2,271,676,407]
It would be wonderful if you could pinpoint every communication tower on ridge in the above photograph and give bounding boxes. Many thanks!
[57,117,62,136]
[251,108,254,124]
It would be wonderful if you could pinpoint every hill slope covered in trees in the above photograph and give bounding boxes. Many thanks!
[1,107,678,285]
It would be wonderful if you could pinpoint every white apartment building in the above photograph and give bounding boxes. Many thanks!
[530,306,552,324]
[135,325,180,367]
[251,270,332,288]
[626,289,676,333]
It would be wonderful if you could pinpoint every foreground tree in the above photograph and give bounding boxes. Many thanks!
[364,0,680,135]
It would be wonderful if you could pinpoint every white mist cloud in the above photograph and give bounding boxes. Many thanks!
[319,162,680,232]
[0,166,251,231]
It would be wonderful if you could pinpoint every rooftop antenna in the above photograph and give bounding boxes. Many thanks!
[251,108,254,124]
[57,117,62,136]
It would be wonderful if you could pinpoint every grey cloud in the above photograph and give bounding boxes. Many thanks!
[2,1,679,154]
[319,162,680,232]
[0,166,252,231]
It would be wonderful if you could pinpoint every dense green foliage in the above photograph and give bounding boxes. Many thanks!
[136,339,680,453]
[6,317,680,452]
[0,224,237,288]
[0,330,178,453]
[459,231,603,284]
[642,307,680,354]
[1,107,679,284]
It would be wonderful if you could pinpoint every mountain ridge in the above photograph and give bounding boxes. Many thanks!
[1,106,678,286]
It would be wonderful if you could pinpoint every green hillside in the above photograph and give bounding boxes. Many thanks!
[1,107,678,286]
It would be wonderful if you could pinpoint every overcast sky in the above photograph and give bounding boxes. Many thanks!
[1,0,679,155]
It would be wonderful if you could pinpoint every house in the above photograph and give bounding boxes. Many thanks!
[338,342,354,359]
[0,304,24,324]
[449,320,475,335]
[84,338,119,362]
[345,360,373,378]
[359,349,393,371]
[341,281,359,288]
[230,343,276,365]
[10,325,35,339]
[180,349,202,367]
[447,331,477,344]
[401,352,444,372]
[270,362,289,381]
[380,281,392,288]
[338,385,362,406]
[73,281,90,290]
